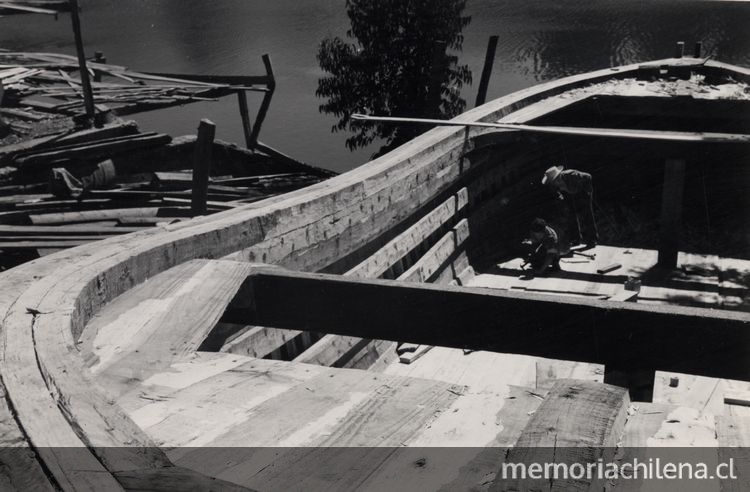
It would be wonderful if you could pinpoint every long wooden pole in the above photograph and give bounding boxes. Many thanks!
[350,113,750,144]
[237,90,253,148]
[248,54,275,148]
[68,0,95,123]
[475,35,499,107]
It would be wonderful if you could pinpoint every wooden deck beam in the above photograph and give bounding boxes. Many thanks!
[239,268,750,386]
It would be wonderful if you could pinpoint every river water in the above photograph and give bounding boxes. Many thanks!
[2,0,748,172]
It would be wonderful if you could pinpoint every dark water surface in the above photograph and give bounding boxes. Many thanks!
[2,0,748,172]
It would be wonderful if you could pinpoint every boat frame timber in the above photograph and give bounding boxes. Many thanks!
[0,58,748,491]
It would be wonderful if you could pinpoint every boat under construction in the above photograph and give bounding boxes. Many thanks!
[0,56,749,491]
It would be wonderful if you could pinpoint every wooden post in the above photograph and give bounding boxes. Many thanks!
[693,41,703,58]
[675,41,685,58]
[191,119,215,216]
[236,91,253,149]
[248,54,275,148]
[658,158,686,269]
[425,41,447,119]
[68,0,95,124]
[474,35,498,107]
[603,366,655,402]
[93,51,105,82]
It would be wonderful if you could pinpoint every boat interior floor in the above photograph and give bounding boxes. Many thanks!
[77,256,750,489]
[468,244,750,312]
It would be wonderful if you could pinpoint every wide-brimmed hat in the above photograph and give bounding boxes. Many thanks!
[542,165,563,185]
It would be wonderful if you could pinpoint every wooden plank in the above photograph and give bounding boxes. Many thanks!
[14,133,171,167]
[117,216,185,226]
[172,369,462,490]
[113,467,254,492]
[0,224,141,236]
[292,334,365,366]
[0,130,69,157]
[346,188,468,279]
[142,71,271,87]
[0,106,45,121]
[596,262,621,274]
[355,385,540,491]
[52,121,139,146]
[0,3,57,15]
[80,260,255,398]
[492,379,630,492]
[219,324,302,359]
[341,337,398,370]
[0,379,56,491]
[0,239,92,249]
[29,207,192,224]
[401,218,469,283]
[609,289,639,302]
[0,234,121,242]
[399,344,434,364]
[725,390,750,407]
[125,356,331,446]
[716,415,750,492]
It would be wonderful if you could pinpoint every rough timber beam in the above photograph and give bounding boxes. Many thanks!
[241,268,750,385]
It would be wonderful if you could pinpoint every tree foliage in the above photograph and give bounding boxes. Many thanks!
[316,0,472,156]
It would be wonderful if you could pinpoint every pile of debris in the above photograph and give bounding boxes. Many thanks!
[0,47,335,270]
[0,50,268,119]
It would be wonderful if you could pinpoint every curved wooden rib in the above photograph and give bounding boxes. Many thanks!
[0,59,747,490]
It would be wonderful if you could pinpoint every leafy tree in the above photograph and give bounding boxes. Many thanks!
[316,0,472,156]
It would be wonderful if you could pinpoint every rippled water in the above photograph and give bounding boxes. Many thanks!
[2,0,748,171]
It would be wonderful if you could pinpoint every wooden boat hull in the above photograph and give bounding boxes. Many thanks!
[0,58,749,490]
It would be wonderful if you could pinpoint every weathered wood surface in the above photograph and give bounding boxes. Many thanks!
[0,58,743,489]
[120,353,498,491]
[294,187,470,368]
[80,259,255,398]
[472,246,746,310]
[492,379,629,492]
[652,370,750,418]
[716,415,750,492]
[346,187,468,279]
[0,379,56,491]
[218,323,302,358]
[400,218,469,283]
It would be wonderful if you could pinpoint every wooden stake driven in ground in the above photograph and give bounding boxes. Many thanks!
[191,119,215,216]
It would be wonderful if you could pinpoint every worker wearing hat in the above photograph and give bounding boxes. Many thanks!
[542,165,598,249]
[522,218,561,276]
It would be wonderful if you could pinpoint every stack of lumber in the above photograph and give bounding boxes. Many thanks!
[0,51,262,117]
[0,118,333,269]
[0,49,334,270]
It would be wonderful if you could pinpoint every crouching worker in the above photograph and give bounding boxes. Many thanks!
[521,218,561,276]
